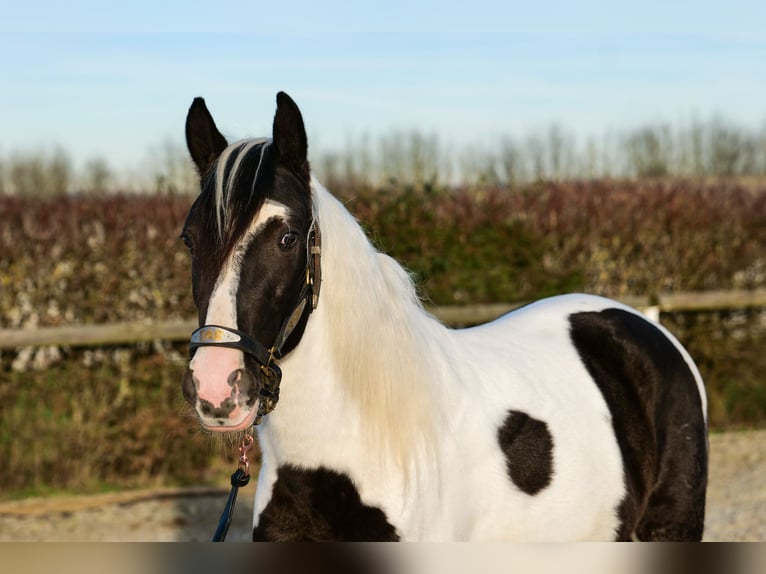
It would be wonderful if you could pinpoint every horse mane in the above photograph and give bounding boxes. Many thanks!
[310,177,443,475]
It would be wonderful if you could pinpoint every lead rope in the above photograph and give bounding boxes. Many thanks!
[211,435,253,542]
[207,216,320,542]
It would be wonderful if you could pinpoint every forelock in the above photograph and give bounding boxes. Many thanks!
[196,138,273,254]
[213,138,272,233]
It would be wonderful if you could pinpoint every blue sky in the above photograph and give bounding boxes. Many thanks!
[1,1,765,172]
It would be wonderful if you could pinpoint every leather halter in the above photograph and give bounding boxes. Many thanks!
[189,216,321,424]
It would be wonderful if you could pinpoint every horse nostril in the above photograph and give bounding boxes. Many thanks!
[218,398,236,416]
[236,369,258,398]
[181,369,198,403]
[227,369,243,386]
[228,368,259,398]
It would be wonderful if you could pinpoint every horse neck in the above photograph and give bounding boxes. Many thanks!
[262,181,443,477]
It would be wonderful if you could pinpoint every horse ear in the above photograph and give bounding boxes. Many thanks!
[185,97,229,175]
[272,91,309,177]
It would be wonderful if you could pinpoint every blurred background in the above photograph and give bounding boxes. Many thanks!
[0,0,764,541]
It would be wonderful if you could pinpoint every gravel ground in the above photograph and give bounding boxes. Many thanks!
[702,430,766,541]
[0,430,763,542]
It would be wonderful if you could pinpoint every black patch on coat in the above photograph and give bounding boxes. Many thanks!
[252,465,400,541]
[497,410,554,495]
[569,308,708,541]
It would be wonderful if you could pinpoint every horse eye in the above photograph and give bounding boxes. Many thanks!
[180,233,194,252]
[279,231,299,250]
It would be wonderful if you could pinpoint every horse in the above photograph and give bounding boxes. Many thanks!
[180,92,708,541]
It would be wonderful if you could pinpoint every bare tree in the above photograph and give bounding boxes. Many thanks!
[0,156,5,195]
[546,123,576,180]
[708,117,753,176]
[148,139,198,194]
[81,157,112,194]
[499,137,525,186]
[7,147,72,195]
[624,125,671,178]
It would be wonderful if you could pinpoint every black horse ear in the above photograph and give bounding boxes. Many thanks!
[185,97,229,175]
[272,92,309,178]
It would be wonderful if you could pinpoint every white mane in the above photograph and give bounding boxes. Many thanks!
[309,177,444,472]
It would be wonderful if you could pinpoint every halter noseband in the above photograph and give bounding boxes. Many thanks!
[189,216,321,424]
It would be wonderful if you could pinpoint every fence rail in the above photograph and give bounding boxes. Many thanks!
[1,289,765,350]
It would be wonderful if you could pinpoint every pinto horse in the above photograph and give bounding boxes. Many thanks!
[180,92,708,541]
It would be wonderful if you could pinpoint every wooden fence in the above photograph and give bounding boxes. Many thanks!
[1,289,765,350]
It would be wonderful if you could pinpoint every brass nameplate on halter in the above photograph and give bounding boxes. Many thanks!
[191,326,241,344]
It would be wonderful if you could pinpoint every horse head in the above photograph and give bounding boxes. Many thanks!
[180,92,318,432]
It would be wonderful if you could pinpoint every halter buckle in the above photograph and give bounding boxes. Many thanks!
[254,362,282,425]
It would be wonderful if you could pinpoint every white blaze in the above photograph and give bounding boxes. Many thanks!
[190,200,290,420]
